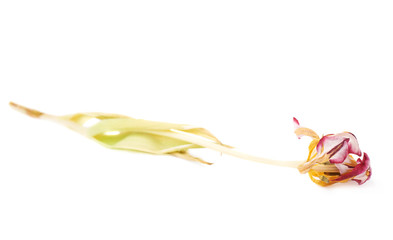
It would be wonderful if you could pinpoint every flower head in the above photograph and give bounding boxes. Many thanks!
[294,117,371,186]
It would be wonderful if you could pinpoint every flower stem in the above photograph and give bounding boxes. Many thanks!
[146,129,302,168]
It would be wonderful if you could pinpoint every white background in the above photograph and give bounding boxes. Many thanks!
[1,1,392,239]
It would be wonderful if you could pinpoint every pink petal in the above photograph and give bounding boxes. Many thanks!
[334,152,371,184]
[317,134,335,154]
[336,132,362,156]
[352,171,370,185]
[328,139,349,163]
[293,117,300,129]
[317,134,347,154]
[293,117,302,139]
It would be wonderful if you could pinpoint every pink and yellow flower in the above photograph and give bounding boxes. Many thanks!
[294,118,371,186]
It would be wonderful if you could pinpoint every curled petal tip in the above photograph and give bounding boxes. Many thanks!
[293,118,319,140]
[293,117,300,128]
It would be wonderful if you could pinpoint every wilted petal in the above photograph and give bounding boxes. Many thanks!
[327,139,349,163]
[334,153,371,184]
[317,134,340,153]
[293,117,300,129]
[316,135,350,163]
[293,117,319,139]
[352,171,370,185]
[335,132,362,156]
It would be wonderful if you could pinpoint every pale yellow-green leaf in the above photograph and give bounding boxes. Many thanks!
[10,102,303,169]
[56,112,224,164]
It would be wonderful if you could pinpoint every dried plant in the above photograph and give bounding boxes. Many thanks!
[10,102,371,186]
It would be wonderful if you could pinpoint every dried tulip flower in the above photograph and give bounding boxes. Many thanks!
[294,117,372,186]
[9,102,371,186]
